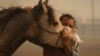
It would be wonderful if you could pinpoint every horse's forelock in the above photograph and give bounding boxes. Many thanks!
[46,5,55,25]
[32,5,44,22]
[32,4,55,25]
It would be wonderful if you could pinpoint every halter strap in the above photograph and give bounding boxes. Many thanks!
[56,28,64,46]
[34,18,61,34]
[34,17,64,46]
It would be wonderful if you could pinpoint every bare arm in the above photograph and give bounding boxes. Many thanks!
[61,29,72,56]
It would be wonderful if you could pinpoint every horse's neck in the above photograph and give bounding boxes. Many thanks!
[0,27,26,56]
[25,20,44,47]
[0,11,11,32]
[0,34,26,56]
[0,12,33,56]
[7,37,26,56]
[0,10,9,19]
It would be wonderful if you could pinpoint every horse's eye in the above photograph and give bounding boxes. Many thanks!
[53,21,58,26]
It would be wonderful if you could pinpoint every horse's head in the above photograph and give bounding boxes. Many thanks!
[32,0,63,33]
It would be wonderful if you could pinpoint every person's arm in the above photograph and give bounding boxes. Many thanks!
[62,28,72,56]
[62,36,71,55]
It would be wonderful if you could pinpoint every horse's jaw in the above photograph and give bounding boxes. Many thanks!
[38,29,64,48]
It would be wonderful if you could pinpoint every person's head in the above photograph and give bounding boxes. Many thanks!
[60,14,76,28]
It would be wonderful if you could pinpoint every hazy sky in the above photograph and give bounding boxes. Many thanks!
[0,0,100,24]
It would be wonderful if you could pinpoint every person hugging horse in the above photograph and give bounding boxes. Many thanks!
[22,1,82,56]
[60,14,82,56]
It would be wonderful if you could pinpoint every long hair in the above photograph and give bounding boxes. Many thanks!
[60,14,76,28]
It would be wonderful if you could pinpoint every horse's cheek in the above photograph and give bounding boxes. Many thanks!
[24,24,38,38]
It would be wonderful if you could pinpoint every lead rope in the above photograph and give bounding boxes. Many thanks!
[56,28,64,46]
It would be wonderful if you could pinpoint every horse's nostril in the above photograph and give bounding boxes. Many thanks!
[53,22,58,26]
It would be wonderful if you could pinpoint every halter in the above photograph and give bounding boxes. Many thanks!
[37,21,64,46]
[35,19,62,34]
[34,18,64,46]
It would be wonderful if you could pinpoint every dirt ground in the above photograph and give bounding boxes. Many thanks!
[12,37,100,56]
[79,38,100,56]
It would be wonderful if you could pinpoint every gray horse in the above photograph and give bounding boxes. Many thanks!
[0,0,63,56]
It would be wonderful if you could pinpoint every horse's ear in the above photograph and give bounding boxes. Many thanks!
[38,0,48,14]
[44,0,48,5]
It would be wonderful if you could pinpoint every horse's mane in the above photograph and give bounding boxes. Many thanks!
[0,7,25,32]
[0,7,25,19]
[32,4,55,25]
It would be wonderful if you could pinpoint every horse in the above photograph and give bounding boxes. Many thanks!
[0,0,63,56]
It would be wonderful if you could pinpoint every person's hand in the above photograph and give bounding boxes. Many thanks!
[24,6,32,12]
[62,27,72,40]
